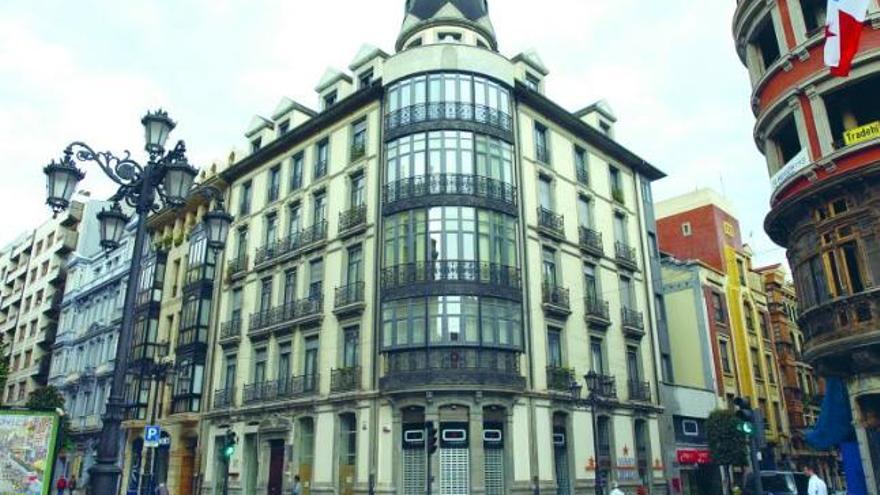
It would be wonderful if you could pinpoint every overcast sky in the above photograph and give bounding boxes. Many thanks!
[0,0,786,267]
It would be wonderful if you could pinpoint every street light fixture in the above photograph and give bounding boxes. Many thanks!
[43,110,233,495]
[570,372,609,495]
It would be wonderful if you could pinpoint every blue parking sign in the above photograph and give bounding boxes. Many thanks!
[145,425,161,447]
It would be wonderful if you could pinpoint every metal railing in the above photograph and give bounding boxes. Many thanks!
[380,348,524,391]
[578,227,603,255]
[254,221,328,265]
[535,143,550,164]
[622,307,645,330]
[244,375,319,403]
[331,366,361,393]
[542,284,570,309]
[339,204,367,233]
[381,261,521,291]
[314,160,327,179]
[335,282,365,308]
[220,319,241,340]
[213,388,235,409]
[383,174,517,208]
[249,296,323,333]
[585,296,610,322]
[615,241,637,267]
[546,366,574,391]
[576,166,589,185]
[350,142,366,161]
[384,102,513,133]
[537,208,564,236]
[227,255,248,277]
[586,372,618,399]
[628,380,651,402]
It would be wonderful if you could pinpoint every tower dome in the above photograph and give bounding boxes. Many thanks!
[397,0,497,52]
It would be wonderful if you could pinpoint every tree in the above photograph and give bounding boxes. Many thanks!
[707,409,748,495]
[26,385,73,451]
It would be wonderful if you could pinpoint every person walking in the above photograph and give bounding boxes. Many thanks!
[68,476,76,495]
[805,466,829,495]
[291,475,302,495]
[55,475,67,495]
[610,481,625,495]
[156,483,169,495]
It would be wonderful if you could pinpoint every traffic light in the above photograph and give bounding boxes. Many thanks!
[221,430,238,461]
[733,397,756,437]
[427,422,438,455]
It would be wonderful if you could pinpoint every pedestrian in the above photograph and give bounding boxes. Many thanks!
[156,482,169,495]
[68,476,76,495]
[610,481,625,495]
[291,475,302,495]
[805,465,829,495]
[55,475,67,495]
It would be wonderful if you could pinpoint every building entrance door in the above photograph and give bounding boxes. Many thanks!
[402,424,426,495]
[483,422,505,495]
[439,423,470,495]
[553,426,571,495]
[267,440,285,495]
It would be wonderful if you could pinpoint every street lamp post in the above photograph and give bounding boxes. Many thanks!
[43,110,233,495]
[570,372,608,495]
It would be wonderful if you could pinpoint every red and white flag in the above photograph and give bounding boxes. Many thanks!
[825,0,870,77]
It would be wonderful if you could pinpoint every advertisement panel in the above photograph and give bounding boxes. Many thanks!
[0,409,61,495]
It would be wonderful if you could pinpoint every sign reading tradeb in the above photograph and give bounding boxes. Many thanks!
[144,425,161,448]
[843,121,880,147]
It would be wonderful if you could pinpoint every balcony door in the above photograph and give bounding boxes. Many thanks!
[303,336,319,392]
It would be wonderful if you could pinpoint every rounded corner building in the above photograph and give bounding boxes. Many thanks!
[201,1,670,494]
[733,0,880,491]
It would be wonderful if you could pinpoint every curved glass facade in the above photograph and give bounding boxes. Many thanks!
[385,131,514,184]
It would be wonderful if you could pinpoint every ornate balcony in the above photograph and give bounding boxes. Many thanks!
[614,241,638,271]
[542,284,571,318]
[578,227,604,257]
[338,204,367,237]
[800,288,880,375]
[546,366,574,392]
[248,296,324,338]
[585,372,618,400]
[383,174,517,216]
[213,388,235,409]
[334,282,365,318]
[584,296,611,328]
[628,380,652,402]
[350,142,366,161]
[622,307,645,339]
[227,255,248,280]
[537,208,565,239]
[254,221,328,268]
[331,366,361,393]
[381,260,521,302]
[380,348,525,393]
[243,375,319,404]
[218,319,242,346]
[384,102,513,141]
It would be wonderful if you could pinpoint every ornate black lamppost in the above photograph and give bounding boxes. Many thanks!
[43,110,233,495]
[570,372,612,495]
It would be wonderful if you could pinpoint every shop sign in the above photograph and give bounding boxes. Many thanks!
[676,449,711,465]
[843,121,880,147]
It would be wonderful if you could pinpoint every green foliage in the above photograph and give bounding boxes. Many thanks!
[26,385,73,451]
[707,409,748,467]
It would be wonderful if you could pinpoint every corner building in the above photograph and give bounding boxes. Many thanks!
[733,0,880,490]
[203,2,668,494]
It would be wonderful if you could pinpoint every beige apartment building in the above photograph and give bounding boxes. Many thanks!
[202,2,669,494]
[0,198,105,406]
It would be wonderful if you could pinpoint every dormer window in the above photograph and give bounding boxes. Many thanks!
[358,69,374,89]
[525,73,540,91]
[278,119,290,135]
[438,32,462,43]
[599,121,612,136]
[406,37,423,49]
[251,137,262,152]
[324,91,338,110]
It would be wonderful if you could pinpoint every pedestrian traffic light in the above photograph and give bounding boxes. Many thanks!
[221,430,237,461]
[733,397,756,437]
[427,422,438,455]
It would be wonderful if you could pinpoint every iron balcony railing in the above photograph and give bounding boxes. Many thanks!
[335,282,365,308]
[339,204,367,233]
[255,221,328,266]
[383,174,517,209]
[350,142,366,161]
[537,208,564,237]
[331,366,361,393]
[578,227,603,256]
[384,102,513,133]
[542,284,570,310]
[628,380,651,402]
[622,307,645,331]
[213,388,235,409]
[535,143,550,164]
[380,348,525,391]
[242,375,319,403]
[220,318,241,340]
[314,160,328,179]
[614,241,638,268]
[546,366,574,391]
[249,296,323,333]
[576,166,589,185]
[585,296,611,322]
[381,261,521,291]
[227,254,248,277]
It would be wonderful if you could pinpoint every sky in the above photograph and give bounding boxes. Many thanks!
[0,0,787,268]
